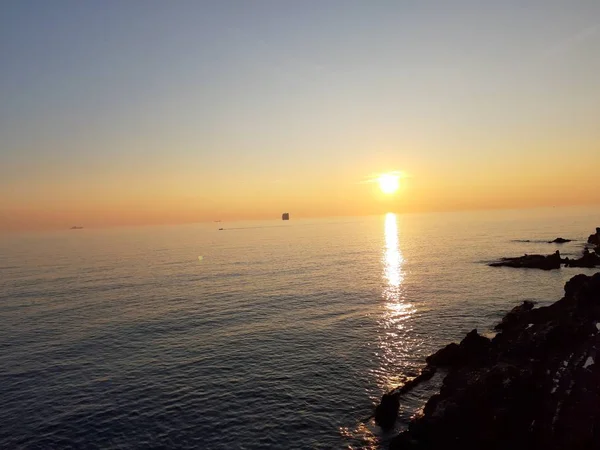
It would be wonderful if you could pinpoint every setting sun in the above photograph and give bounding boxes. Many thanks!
[378,174,400,194]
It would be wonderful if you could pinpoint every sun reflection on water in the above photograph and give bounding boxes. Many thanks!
[376,213,416,391]
[345,214,419,447]
[383,212,403,299]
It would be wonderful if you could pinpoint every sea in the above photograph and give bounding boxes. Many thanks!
[1,206,599,449]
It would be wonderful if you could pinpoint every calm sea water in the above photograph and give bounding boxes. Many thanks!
[1,207,599,449]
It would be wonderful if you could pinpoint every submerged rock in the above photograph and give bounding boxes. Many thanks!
[489,251,562,270]
[387,273,600,450]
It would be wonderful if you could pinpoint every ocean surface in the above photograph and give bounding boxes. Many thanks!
[1,206,599,449]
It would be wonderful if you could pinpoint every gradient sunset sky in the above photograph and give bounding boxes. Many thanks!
[1,1,599,230]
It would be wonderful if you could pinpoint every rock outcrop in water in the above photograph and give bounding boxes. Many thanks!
[564,248,600,268]
[548,237,572,243]
[374,367,437,430]
[588,228,600,246]
[376,273,600,450]
[489,228,600,270]
[489,251,562,270]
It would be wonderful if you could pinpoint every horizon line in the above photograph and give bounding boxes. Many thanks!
[2,202,599,234]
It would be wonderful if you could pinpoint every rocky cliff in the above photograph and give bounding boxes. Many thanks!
[378,272,600,450]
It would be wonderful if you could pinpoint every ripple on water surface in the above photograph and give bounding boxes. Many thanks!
[1,208,599,448]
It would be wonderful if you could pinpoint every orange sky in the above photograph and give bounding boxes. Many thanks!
[2,2,600,231]
[2,150,599,231]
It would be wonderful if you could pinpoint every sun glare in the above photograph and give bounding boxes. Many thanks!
[378,174,400,194]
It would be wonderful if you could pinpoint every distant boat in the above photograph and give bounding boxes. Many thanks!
[70,226,83,229]
[218,228,224,231]
[282,213,290,221]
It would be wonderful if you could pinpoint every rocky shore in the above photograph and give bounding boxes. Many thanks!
[489,249,600,270]
[489,250,563,270]
[489,227,600,270]
[376,272,600,449]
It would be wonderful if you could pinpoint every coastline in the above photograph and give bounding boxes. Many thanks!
[375,271,600,449]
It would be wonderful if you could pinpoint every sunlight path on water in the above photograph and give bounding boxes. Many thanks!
[376,213,416,392]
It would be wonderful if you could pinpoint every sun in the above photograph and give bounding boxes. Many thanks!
[378,173,400,194]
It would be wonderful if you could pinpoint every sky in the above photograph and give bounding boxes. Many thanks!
[1,0,600,230]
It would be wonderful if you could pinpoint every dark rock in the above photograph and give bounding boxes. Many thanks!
[489,251,562,270]
[564,247,600,268]
[564,273,591,297]
[387,273,600,450]
[495,300,535,331]
[548,237,571,243]
[425,331,491,369]
[375,392,399,430]
[373,366,439,428]
[587,227,600,245]
[426,343,460,367]
[457,329,492,365]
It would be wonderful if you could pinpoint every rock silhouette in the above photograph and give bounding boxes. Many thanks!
[548,237,571,243]
[588,228,600,246]
[494,300,535,331]
[377,273,600,450]
[375,393,400,430]
[564,248,600,268]
[489,251,562,270]
[374,366,437,429]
